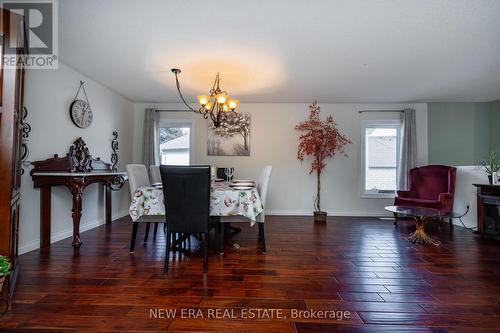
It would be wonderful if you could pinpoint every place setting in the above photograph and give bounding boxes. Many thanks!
[229,179,256,190]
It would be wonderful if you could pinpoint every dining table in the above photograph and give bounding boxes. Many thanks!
[129,181,264,226]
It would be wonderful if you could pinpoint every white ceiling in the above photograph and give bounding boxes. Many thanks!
[59,0,500,103]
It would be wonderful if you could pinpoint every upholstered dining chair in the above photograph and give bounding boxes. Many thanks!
[149,165,161,184]
[126,164,163,252]
[219,165,272,254]
[160,165,212,272]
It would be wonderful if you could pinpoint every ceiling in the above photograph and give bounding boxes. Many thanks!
[58,0,500,103]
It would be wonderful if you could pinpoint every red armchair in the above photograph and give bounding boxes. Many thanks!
[394,165,457,225]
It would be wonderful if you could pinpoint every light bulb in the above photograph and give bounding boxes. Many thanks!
[227,99,239,110]
[197,95,210,106]
[215,94,228,104]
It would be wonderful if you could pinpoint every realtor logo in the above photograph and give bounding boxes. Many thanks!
[1,0,58,69]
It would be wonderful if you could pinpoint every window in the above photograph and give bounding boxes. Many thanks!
[158,121,193,165]
[361,120,401,197]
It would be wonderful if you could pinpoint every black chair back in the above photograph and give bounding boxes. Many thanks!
[160,165,211,233]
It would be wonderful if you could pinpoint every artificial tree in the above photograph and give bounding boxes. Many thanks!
[295,102,351,222]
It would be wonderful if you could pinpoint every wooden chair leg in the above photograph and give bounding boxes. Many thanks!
[258,223,266,254]
[393,213,398,225]
[143,223,151,243]
[153,223,159,238]
[219,223,225,255]
[202,233,208,273]
[130,223,139,253]
[164,231,171,272]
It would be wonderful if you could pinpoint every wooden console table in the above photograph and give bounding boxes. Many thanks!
[31,138,127,249]
[474,184,500,240]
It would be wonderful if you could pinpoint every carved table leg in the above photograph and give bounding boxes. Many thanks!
[408,216,440,246]
[105,185,112,225]
[68,178,86,248]
[71,193,82,248]
[40,187,52,248]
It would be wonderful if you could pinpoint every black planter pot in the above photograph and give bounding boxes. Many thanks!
[314,211,327,223]
[488,175,493,184]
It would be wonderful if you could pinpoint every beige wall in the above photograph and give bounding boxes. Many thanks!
[133,103,428,216]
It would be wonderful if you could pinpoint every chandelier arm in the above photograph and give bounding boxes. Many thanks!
[212,75,218,92]
[210,110,217,125]
[173,71,199,113]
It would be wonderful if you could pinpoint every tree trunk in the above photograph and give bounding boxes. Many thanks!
[316,170,321,212]
[243,133,248,150]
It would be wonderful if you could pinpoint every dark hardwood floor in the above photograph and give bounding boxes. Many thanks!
[1,215,500,332]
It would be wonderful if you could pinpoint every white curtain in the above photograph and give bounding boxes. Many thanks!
[142,108,159,168]
[397,108,417,190]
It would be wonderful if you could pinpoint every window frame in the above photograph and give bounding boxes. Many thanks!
[360,119,402,199]
[157,118,195,166]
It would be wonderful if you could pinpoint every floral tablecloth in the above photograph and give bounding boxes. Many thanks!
[129,182,263,226]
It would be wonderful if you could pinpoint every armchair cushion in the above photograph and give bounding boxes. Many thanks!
[394,197,441,210]
[396,190,413,198]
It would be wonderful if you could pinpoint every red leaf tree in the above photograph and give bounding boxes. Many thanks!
[295,102,352,212]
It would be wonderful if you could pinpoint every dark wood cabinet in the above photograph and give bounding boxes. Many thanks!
[474,184,500,240]
[0,8,27,309]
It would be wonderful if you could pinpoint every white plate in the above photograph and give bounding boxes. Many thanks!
[230,182,254,187]
[231,186,254,190]
[232,179,254,183]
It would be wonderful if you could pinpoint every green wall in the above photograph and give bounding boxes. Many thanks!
[428,102,492,165]
[489,100,500,153]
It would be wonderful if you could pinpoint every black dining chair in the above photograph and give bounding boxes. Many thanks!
[160,165,211,273]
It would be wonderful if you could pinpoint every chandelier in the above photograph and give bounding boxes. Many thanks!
[171,68,239,127]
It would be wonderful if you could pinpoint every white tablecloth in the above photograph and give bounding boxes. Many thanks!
[129,182,263,226]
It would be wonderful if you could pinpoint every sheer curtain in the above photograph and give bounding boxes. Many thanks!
[397,108,417,190]
[142,108,159,169]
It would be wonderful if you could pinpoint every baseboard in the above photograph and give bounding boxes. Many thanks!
[18,210,129,255]
[266,209,391,217]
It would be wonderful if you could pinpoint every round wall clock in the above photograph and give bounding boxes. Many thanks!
[70,99,93,128]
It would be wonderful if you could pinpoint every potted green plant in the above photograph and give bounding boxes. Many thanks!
[481,151,500,184]
[0,255,11,292]
[295,102,351,222]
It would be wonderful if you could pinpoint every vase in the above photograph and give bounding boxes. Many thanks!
[0,276,4,293]
[314,211,327,223]
[488,175,493,185]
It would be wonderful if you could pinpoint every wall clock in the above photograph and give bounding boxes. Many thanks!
[70,99,93,128]
[70,81,93,128]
